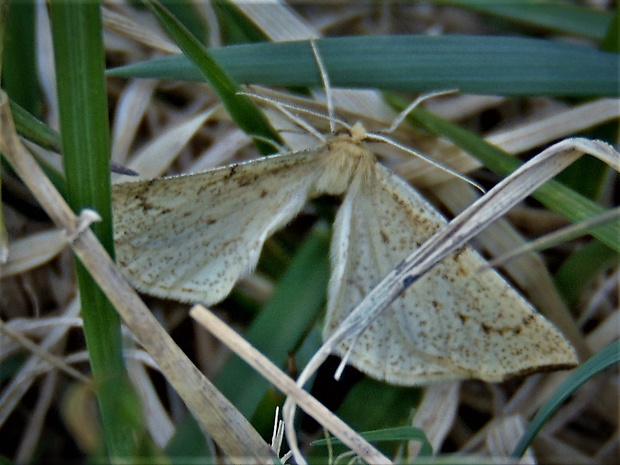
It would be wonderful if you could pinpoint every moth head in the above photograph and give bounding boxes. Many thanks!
[350,122,369,142]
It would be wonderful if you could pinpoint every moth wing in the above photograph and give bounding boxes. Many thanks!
[113,150,323,304]
[325,163,577,385]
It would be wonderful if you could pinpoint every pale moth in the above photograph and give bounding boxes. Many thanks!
[112,49,577,385]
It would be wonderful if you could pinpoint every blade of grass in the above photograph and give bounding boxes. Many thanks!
[160,0,208,43]
[332,380,425,458]
[554,241,620,307]
[511,340,620,458]
[312,425,432,457]
[435,0,613,41]
[48,2,152,460]
[8,98,61,153]
[143,0,280,154]
[212,0,269,44]
[6,99,66,197]
[601,7,619,51]
[215,224,330,419]
[108,35,620,97]
[2,1,42,115]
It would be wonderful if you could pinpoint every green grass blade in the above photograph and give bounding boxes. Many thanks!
[215,225,331,419]
[143,0,280,154]
[160,0,208,43]
[312,425,432,455]
[2,1,42,115]
[212,0,268,44]
[48,2,152,461]
[601,6,620,51]
[7,98,66,195]
[8,98,61,153]
[108,35,620,97]
[435,0,613,40]
[512,341,620,458]
[554,241,620,307]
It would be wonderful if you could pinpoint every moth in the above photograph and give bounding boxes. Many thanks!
[112,114,577,385]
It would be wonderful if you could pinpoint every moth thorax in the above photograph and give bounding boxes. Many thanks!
[315,136,375,196]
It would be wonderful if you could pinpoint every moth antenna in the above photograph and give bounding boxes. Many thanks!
[384,89,459,134]
[274,103,327,143]
[367,131,486,194]
[238,90,327,143]
[310,40,336,135]
[239,90,351,137]
[372,88,486,192]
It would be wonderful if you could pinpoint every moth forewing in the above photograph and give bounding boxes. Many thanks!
[112,149,325,304]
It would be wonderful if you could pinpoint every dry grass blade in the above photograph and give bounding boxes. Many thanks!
[117,107,217,179]
[0,318,89,384]
[485,415,535,464]
[483,207,620,270]
[0,229,67,278]
[110,79,159,164]
[0,91,274,462]
[189,303,391,465]
[102,5,180,54]
[232,0,319,41]
[487,98,620,154]
[0,298,80,428]
[408,382,460,456]
[397,98,620,186]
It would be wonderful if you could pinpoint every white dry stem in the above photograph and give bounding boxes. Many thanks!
[127,357,175,448]
[231,0,320,42]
